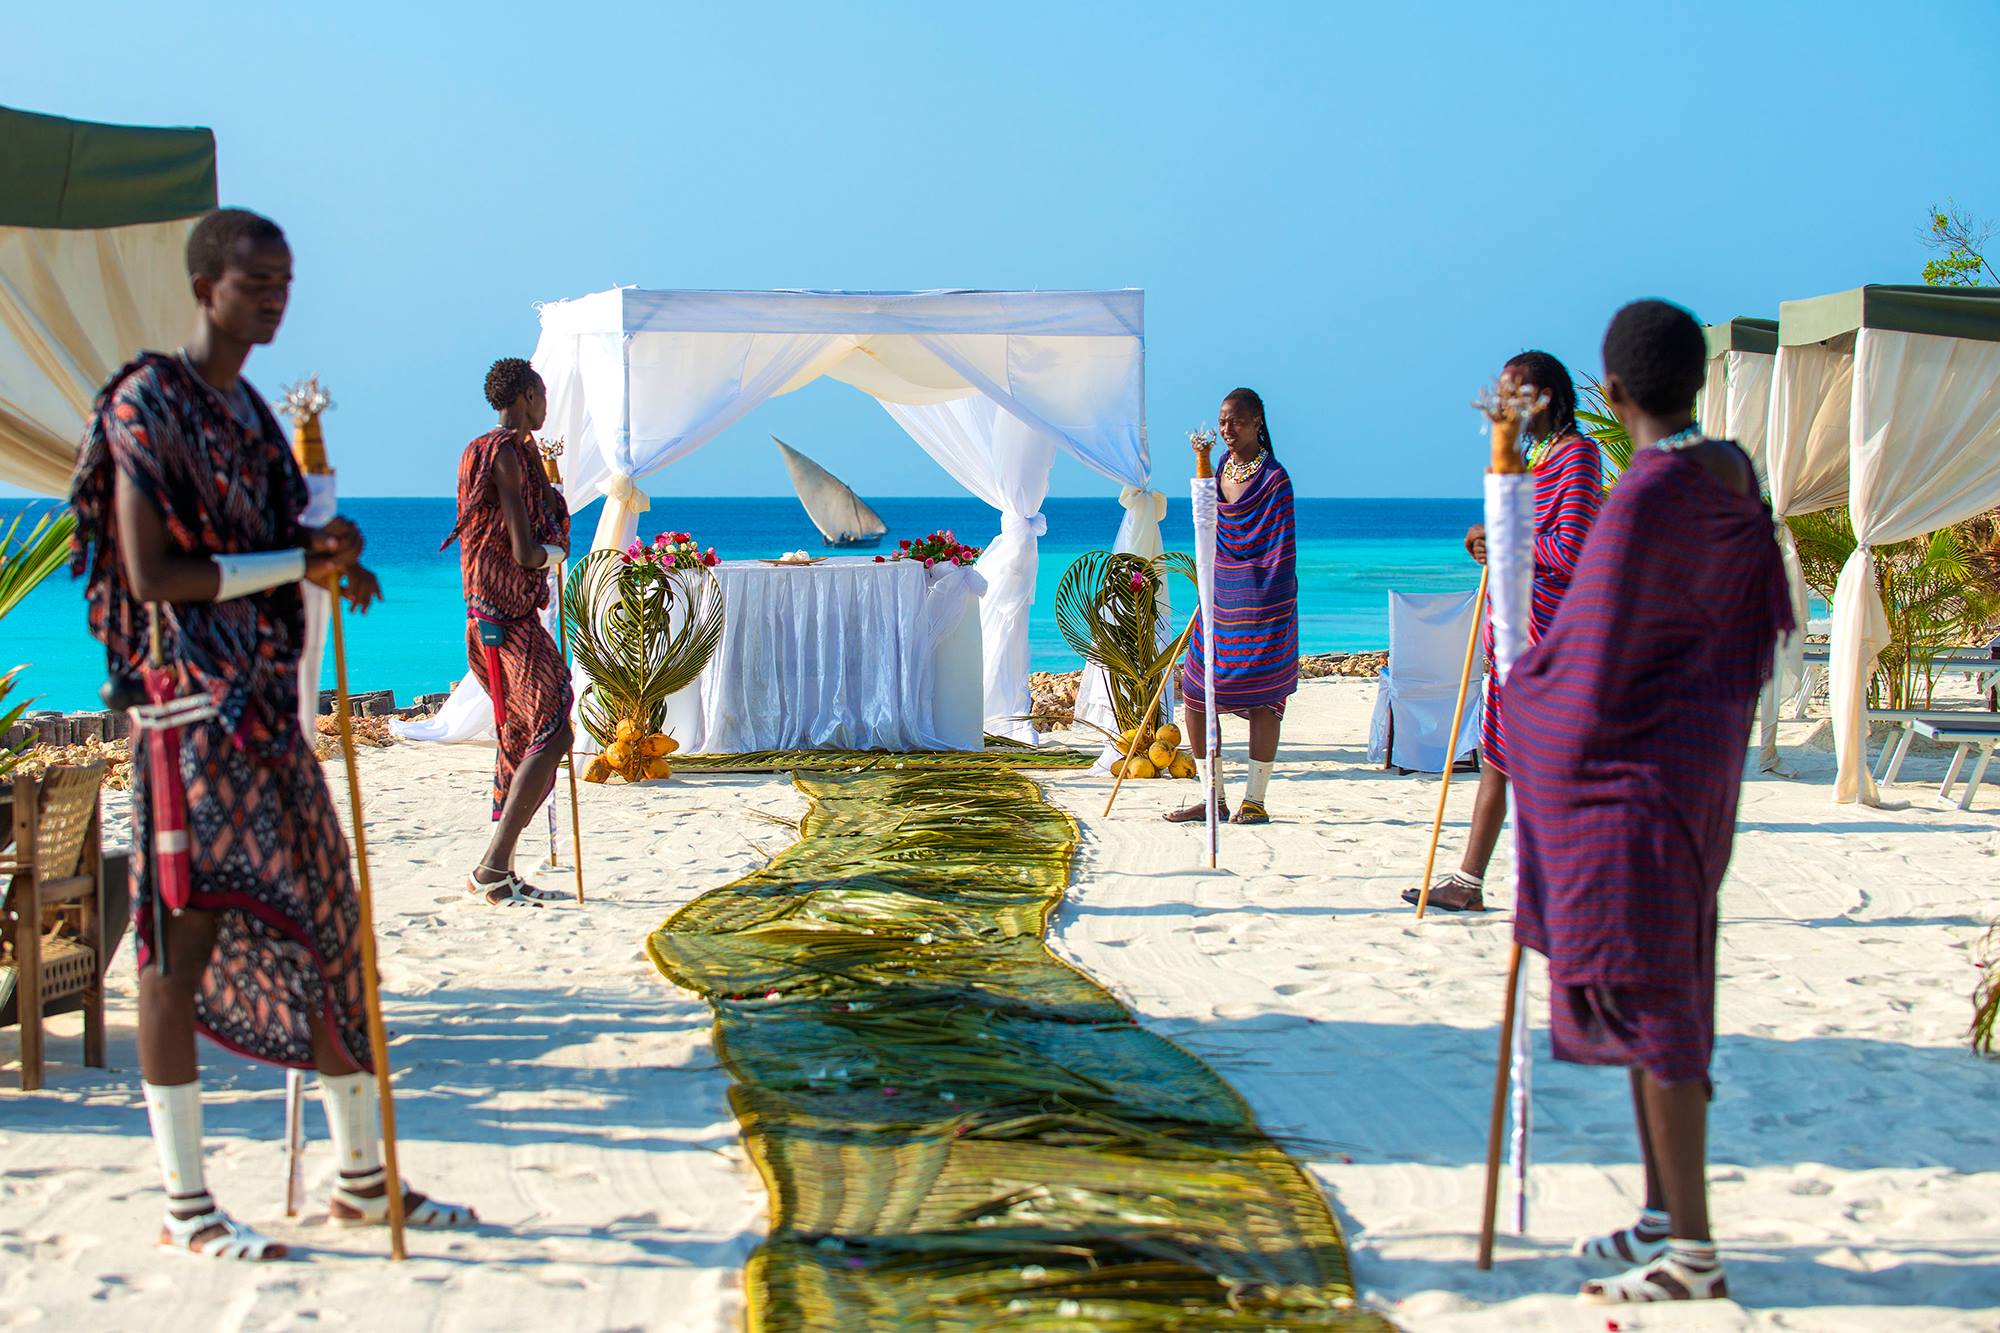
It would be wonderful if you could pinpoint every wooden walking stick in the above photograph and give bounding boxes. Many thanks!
[1414,564,1489,919]
[1476,942,1523,1269]
[539,438,586,905]
[1101,608,1199,818]
[284,379,408,1260]
[1471,376,1544,1269]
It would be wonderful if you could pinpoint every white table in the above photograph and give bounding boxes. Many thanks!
[665,558,984,754]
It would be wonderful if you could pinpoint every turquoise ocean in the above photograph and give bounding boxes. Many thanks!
[1,495,1483,713]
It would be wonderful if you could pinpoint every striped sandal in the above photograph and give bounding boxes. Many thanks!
[466,866,561,907]
[1229,799,1271,825]
[159,1200,289,1260]
[1580,1245,1728,1303]
[330,1168,478,1230]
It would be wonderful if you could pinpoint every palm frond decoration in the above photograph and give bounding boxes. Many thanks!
[1053,550,1197,738]
[0,505,76,622]
[563,549,725,748]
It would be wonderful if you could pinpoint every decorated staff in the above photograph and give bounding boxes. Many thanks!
[282,381,409,1259]
[538,436,587,905]
[1475,379,1543,1269]
[1188,425,1222,867]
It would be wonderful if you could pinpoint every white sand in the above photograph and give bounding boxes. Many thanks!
[5,678,1997,1330]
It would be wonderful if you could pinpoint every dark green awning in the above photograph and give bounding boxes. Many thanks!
[1704,317,1778,358]
[1780,284,2000,348]
[0,105,216,229]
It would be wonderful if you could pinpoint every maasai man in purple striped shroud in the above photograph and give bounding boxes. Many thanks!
[1406,351,1601,913]
[1171,388,1297,825]
[1506,299,1793,1306]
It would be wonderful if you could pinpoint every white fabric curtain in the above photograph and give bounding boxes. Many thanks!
[1761,339,1856,770]
[883,397,1054,741]
[1829,328,2000,803]
[1073,486,1171,748]
[1724,350,1778,485]
[0,218,196,494]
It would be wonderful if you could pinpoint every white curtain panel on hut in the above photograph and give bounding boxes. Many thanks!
[883,397,1053,741]
[390,289,1151,752]
[1830,327,2000,803]
[1703,318,1791,771]
[0,107,217,494]
[1073,484,1170,752]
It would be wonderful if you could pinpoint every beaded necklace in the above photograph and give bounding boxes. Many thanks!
[1221,447,1268,485]
[1651,425,1705,453]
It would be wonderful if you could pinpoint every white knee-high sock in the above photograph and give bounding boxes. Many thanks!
[142,1079,210,1211]
[1244,759,1274,805]
[318,1071,383,1178]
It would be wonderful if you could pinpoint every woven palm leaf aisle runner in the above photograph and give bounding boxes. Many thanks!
[647,769,1391,1331]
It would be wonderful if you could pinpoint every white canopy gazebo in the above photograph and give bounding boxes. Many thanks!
[407,288,1159,747]
[1765,284,2000,803]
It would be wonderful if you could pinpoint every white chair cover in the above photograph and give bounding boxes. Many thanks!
[1366,588,1484,773]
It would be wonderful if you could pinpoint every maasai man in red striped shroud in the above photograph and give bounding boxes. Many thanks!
[1508,300,1792,1305]
[72,209,472,1260]
[443,358,573,906]
[1405,351,1602,913]
[1168,388,1297,825]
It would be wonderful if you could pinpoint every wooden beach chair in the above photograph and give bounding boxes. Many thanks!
[1,762,108,1091]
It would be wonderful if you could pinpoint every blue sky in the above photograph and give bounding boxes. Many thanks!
[9,1,1996,499]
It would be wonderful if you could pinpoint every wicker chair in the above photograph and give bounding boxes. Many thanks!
[1,762,108,1091]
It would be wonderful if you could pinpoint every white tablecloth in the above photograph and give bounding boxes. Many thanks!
[668,558,984,753]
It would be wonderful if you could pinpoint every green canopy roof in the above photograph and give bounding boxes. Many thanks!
[0,105,216,229]
[1780,284,2000,348]
[1704,317,1778,358]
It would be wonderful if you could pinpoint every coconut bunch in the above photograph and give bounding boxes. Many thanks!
[584,716,680,783]
[1107,720,1197,781]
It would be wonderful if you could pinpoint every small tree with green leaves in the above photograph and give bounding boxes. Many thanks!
[1920,202,1999,288]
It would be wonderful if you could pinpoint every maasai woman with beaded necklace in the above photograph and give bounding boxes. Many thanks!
[1168,387,1298,826]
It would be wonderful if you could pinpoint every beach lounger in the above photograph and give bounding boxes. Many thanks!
[1368,588,1483,774]
[1795,644,1999,722]
[1,763,108,1091]
[1909,716,2000,810]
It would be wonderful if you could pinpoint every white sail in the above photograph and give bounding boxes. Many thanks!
[773,437,889,545]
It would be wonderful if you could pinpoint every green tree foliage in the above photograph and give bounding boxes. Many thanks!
[1787,507,2000,709]
[1920,202,1999,288]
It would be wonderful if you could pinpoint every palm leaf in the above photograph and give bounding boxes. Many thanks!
[0,666,35,781]
[1052,550,1197,733]
[0,505,76,621]
[562,551,726,747]
[1576,376,1632,482]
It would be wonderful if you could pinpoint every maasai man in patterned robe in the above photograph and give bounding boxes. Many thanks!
[442,357,572,906]
[71,209,472,1260]
[1167,387,1297,825]
[1405,351,1603,913]
[1508,300,1792,1305]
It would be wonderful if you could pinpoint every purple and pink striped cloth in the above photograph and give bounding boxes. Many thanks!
[1181,456,1299,718]
[1482,431,1604,774]
[1506,443,1793,1086]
